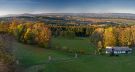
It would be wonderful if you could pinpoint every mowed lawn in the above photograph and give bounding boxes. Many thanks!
[13,37,135,72]
[51,37,95,53]
[44,55,135,72]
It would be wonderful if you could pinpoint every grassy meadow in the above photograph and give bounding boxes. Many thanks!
[12,37,135,72]
[51,37,96,54]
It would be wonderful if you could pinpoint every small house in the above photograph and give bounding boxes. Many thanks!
[106,46,132,54]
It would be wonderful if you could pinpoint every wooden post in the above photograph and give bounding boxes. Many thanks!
[48,56,52,61]
[16,60,19,65]
[75,53,78,58]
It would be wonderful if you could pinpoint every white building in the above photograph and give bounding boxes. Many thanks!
[106,46,132,54]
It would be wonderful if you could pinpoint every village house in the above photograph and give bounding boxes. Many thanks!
[106,46,132,54]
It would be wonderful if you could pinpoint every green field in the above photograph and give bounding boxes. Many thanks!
[13,42,73,67]
[13,37,135,72]
[44,56,135,72]
[51,37,95,54]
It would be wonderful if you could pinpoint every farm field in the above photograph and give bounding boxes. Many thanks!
[12,37,135,72]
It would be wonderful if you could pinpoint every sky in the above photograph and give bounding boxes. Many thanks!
[0,0,135,16]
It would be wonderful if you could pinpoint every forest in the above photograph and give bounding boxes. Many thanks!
[1,18,135,53]
[0,16,135,72]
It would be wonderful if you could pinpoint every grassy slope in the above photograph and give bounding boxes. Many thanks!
[45,55,135,72]
[13,42,72,67]
[13,37,135,72]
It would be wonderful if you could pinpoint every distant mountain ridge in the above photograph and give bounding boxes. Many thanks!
[3,13,135,19]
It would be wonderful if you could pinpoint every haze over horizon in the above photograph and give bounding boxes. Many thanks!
[0,0,135,16]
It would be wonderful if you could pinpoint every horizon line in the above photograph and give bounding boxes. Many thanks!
[1,12,135,17]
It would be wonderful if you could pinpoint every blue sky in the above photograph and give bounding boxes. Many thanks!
[0,0,135,15]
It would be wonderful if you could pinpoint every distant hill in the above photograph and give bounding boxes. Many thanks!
[2,13,135,19]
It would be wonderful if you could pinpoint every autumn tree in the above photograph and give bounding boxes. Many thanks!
[118,27,131,46]
[103,27,116,47]
[33,22,51,47]
[90,28,104,48]
[8,20,52,48]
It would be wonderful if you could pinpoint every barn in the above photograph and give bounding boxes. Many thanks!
[106,46,132,54]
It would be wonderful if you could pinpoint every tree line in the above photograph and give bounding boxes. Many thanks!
[1,20,135,54]
[49,25,95,38]
[91,26,135,49]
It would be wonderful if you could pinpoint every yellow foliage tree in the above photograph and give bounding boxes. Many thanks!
[104,27,116,47]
